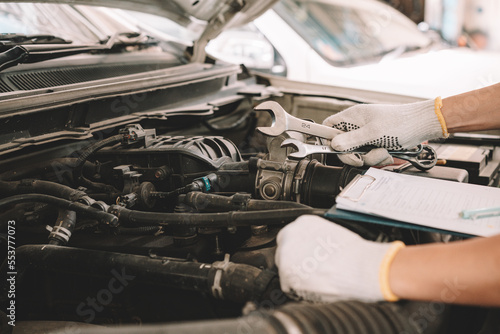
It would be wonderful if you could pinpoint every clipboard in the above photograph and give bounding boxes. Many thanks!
[325,206,474,238]
[326,168,500,237]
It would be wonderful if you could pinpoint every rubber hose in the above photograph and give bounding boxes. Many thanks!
[48,209,76,246]
[72,134,122,183]
[6,245,280,304]
[183,192,312,212]
[0,194,118,226]
[0,179,86,201]
[45,300,447,334]
[117,226,162,235]
[0,158,96,181]
[110,205,326,227]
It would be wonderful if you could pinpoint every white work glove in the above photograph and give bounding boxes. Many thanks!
[275,215,405,303]
[331,148,394,167]
[322,98,448,167]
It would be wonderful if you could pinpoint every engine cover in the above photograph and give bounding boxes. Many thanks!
[95,135,242,191]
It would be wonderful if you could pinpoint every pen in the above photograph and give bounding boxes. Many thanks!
[460,206,500,219]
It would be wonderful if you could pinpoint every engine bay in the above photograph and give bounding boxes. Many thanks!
[1,67,499,333]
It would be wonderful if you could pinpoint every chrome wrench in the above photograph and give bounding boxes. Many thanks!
[281,139,437,171]
[255,101,343,139]
[281,138,343,158]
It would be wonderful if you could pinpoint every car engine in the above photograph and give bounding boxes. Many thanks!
[0,66,498,333]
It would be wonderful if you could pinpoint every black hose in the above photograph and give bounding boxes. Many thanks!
[256,300,447,334]
[0,158,118,197]
[0,158,96,181]
[202,109,254,132]
[0,194,118,226]
[0,179,86,201]
[72,134,122,184]
[5,245,280,304]
[48,209,76,246]
[110,205,325,227]
[78,176,120,194]
[117,226,162,235]
[45,300,448,334]
[183,192,312,212]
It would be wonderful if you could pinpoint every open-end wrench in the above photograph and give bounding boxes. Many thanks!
[281,138,437,171]
[255,101,343,139]
[281,138,365,158]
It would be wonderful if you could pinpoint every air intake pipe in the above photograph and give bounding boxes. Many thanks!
[48,299,449,334]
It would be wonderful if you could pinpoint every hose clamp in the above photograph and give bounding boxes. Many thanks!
[46,225,72,243]
[211,253,231,299]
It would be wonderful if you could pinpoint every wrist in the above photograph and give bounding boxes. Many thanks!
[354,239,405,302]
[379,241,405,301]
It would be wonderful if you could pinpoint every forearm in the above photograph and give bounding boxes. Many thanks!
[442,82,500,133]
[388,234,500,306]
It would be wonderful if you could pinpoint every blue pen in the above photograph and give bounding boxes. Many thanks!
[460,206,500,219]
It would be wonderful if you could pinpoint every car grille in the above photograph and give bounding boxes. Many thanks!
[0,79,13,93]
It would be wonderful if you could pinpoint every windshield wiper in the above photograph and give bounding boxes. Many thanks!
[0,32,159,72]
[375,45,423,59]
[99,32,158,49]
[0,34,73,46]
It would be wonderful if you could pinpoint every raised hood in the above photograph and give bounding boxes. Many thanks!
[1,0,277,62]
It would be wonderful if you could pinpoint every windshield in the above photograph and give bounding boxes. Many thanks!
[274,0,432,65]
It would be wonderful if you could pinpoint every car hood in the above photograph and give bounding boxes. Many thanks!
[342,47,500,98]
[0,0,278,62]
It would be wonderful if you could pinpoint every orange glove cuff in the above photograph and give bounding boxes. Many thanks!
[379,240,405,302]
[434,96,449,138]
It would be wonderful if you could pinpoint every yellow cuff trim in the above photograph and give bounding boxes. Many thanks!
[434,96,449,138]
[379,241,405,302]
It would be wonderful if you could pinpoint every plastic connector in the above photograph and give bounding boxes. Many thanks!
[192,173,219,193]
[119,124,156,147]
[117,193,138,208]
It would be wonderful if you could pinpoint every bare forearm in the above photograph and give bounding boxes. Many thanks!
[388,234,500,306]
[442,82,500,133]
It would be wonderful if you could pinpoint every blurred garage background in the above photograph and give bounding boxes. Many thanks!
[383,0,500,51]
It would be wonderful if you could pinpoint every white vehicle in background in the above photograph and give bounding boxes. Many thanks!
[207,0,500,99]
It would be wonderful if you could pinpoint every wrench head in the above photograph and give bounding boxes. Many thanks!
[280,138,308,159]
[255,101,287,136]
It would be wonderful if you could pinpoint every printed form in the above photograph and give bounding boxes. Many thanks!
[336,168,500,237]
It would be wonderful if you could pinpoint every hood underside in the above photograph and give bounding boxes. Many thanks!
[1,0,276,25]
[1,0,277,61]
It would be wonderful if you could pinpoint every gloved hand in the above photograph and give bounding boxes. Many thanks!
[275,215,405,303]
[322,98,448,166]
[333,147,394,167]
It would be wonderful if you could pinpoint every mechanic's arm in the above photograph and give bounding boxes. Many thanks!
[389,233,500,307]
[442,82,500,132]
[323,82,500,160]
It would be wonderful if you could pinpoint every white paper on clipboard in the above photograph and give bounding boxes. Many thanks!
[336,168,500,237]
